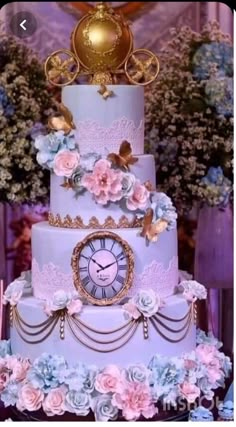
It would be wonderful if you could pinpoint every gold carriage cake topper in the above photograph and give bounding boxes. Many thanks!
[45,2,160,86]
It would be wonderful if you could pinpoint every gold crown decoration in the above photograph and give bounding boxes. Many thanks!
[44,2,159,87]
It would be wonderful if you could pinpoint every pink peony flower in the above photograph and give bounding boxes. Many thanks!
[10,359,31,382]
[95,365,123,394]
[126,180,149,211]
[123,302,141,320]
[67,299,83,316]
[112,381,156,421]
[179,382,200,403]
[81,159,123,205]
[17,383,44,412]
[42,387,66,416]
[53,150,80,177]
[196,344,217,365]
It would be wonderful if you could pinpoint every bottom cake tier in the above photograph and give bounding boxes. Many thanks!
[10,291,195,367]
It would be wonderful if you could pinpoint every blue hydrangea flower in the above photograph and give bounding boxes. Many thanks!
[0,86,15,117]
[0,340,11,357]
[151,192,177,230]
[196,329,222,348]
[65,390,91,416]
[189,405,214,421]
[205,76,233,117]
[34,130,77,170]
[0,382,20,407]
[218,400,234,420]
[63,363,97,394]
[193,42,233,80]
[148,355,185,399]
[200,167,232,207]
[27,353,68,392]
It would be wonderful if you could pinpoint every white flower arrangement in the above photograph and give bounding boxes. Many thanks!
[178,280,207,302]
[3,274,29,306]
[43,290,83,317]
[123,289,164,319]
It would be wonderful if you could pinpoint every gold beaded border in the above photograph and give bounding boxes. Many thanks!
[48,212,143,229]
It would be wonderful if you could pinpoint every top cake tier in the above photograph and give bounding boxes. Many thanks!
[62,85,144,156]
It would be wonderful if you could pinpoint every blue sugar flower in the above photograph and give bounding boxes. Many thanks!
[148,355,185,399]
[0,340,11,357]
[0,86,15,117]
[218,400,234,420]
[65,390,91,416]
[193,42,233,80]
[64,363,96,394]
[27,353,68,392]
[189,405,214,421]
[196,329,222,349]
[0,382,20,407]
[151,192,177,229]
[201,166,224,185]
[34,130,77,170]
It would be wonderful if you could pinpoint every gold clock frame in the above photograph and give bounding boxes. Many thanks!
[71,231,134,306]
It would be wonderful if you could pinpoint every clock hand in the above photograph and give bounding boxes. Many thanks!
[90,257,104,270]
[97,260,117,273]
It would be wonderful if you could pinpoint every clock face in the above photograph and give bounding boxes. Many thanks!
[72,231,134,305]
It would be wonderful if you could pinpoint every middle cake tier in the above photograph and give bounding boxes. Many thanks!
[32,222,178,301]
[50,154,156,225]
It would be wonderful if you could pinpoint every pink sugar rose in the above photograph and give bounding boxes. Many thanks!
[95,365,123,394]
[81,159,123,205]
[42,387,66,416]
[54,150,80,177]
[179,382,200,403]
[17,383,44,412]
[10,359,31,382]
[123,302,141,320]
[67,299,83,316]
[126,180,149,211]
[112,381,156,421]
[196,344,217,365]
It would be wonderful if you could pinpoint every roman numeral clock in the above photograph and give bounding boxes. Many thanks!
[71,231,134,305]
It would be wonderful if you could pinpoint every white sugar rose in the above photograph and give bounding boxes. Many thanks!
[133,290,161,317]
[51,290,70,311]
[93,395,118,422]
[179,280,207,302]
[121,173,136,198]
[3,280,26,306]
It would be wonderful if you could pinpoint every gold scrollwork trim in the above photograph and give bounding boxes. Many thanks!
[48,212,143,229]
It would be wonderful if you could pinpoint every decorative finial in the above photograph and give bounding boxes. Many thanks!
[44,3,160,87]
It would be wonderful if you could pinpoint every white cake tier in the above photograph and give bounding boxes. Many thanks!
[62,85,144,155]
[50,154,156,224]
[32,222,178,301]
[10,293,196,367]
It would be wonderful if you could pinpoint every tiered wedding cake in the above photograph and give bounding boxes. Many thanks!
[1,4,231,421]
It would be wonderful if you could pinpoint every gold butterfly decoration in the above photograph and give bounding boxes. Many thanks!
[97,84,114,100]
[107,141,138,171]
[140,208,168,243]
[48,103,76,135]
[47,55,75,82]
[60,178,73,190]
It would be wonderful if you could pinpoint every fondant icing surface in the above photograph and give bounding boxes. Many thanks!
[32,222,178,300]
[10,293,196,367]
[62,85,144,155]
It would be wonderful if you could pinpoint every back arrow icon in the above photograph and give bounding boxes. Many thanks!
[20,19,27,31]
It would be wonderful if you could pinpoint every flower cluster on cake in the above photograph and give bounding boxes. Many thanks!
[0,3,231,422]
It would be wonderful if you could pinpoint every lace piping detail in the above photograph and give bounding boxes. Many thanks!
[32,256,178,300]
